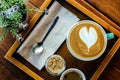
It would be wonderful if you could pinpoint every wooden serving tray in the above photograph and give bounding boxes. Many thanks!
[5,0,120,80]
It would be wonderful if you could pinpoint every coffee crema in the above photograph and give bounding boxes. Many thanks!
[67,20,107,60]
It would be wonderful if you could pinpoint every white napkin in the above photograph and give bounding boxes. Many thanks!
[17,1,79,70]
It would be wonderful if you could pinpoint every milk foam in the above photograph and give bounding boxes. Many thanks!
[79,27,98,50]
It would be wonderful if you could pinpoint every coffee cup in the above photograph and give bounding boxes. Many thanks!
[66,20,114,61]
[60,68,86,80]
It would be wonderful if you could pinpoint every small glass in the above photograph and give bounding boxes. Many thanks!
[45,55,66,76]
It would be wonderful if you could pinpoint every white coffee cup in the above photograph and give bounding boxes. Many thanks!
[66,20,114,61]
[60,68,86,80]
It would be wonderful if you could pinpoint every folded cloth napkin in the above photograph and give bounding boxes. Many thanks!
[17,1,79,70]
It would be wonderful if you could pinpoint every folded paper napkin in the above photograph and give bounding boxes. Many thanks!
[17,1,79,70]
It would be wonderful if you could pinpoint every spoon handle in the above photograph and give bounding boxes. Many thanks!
[39,16,59,45]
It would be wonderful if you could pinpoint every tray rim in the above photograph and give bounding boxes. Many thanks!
[4,0,120,80]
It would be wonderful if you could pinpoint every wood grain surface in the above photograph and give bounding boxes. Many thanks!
[0,0,120,80]
[87,0,120,26]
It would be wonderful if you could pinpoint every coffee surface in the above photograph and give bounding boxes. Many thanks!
[68,22,105,58]
[63,71,82,80]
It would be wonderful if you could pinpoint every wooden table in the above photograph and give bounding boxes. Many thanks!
[0,0,120,80]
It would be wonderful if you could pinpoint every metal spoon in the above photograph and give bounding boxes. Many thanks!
[32,16,59,55]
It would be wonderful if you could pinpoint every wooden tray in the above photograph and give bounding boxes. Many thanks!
[5,0,120,80]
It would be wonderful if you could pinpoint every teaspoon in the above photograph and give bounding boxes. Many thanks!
[32,16,59,55]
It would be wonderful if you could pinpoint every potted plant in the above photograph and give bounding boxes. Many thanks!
[0,0,29,42]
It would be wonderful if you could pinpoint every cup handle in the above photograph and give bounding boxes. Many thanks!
[106,33,114,40]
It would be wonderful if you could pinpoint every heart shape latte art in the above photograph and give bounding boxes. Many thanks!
[79,27,98,50]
